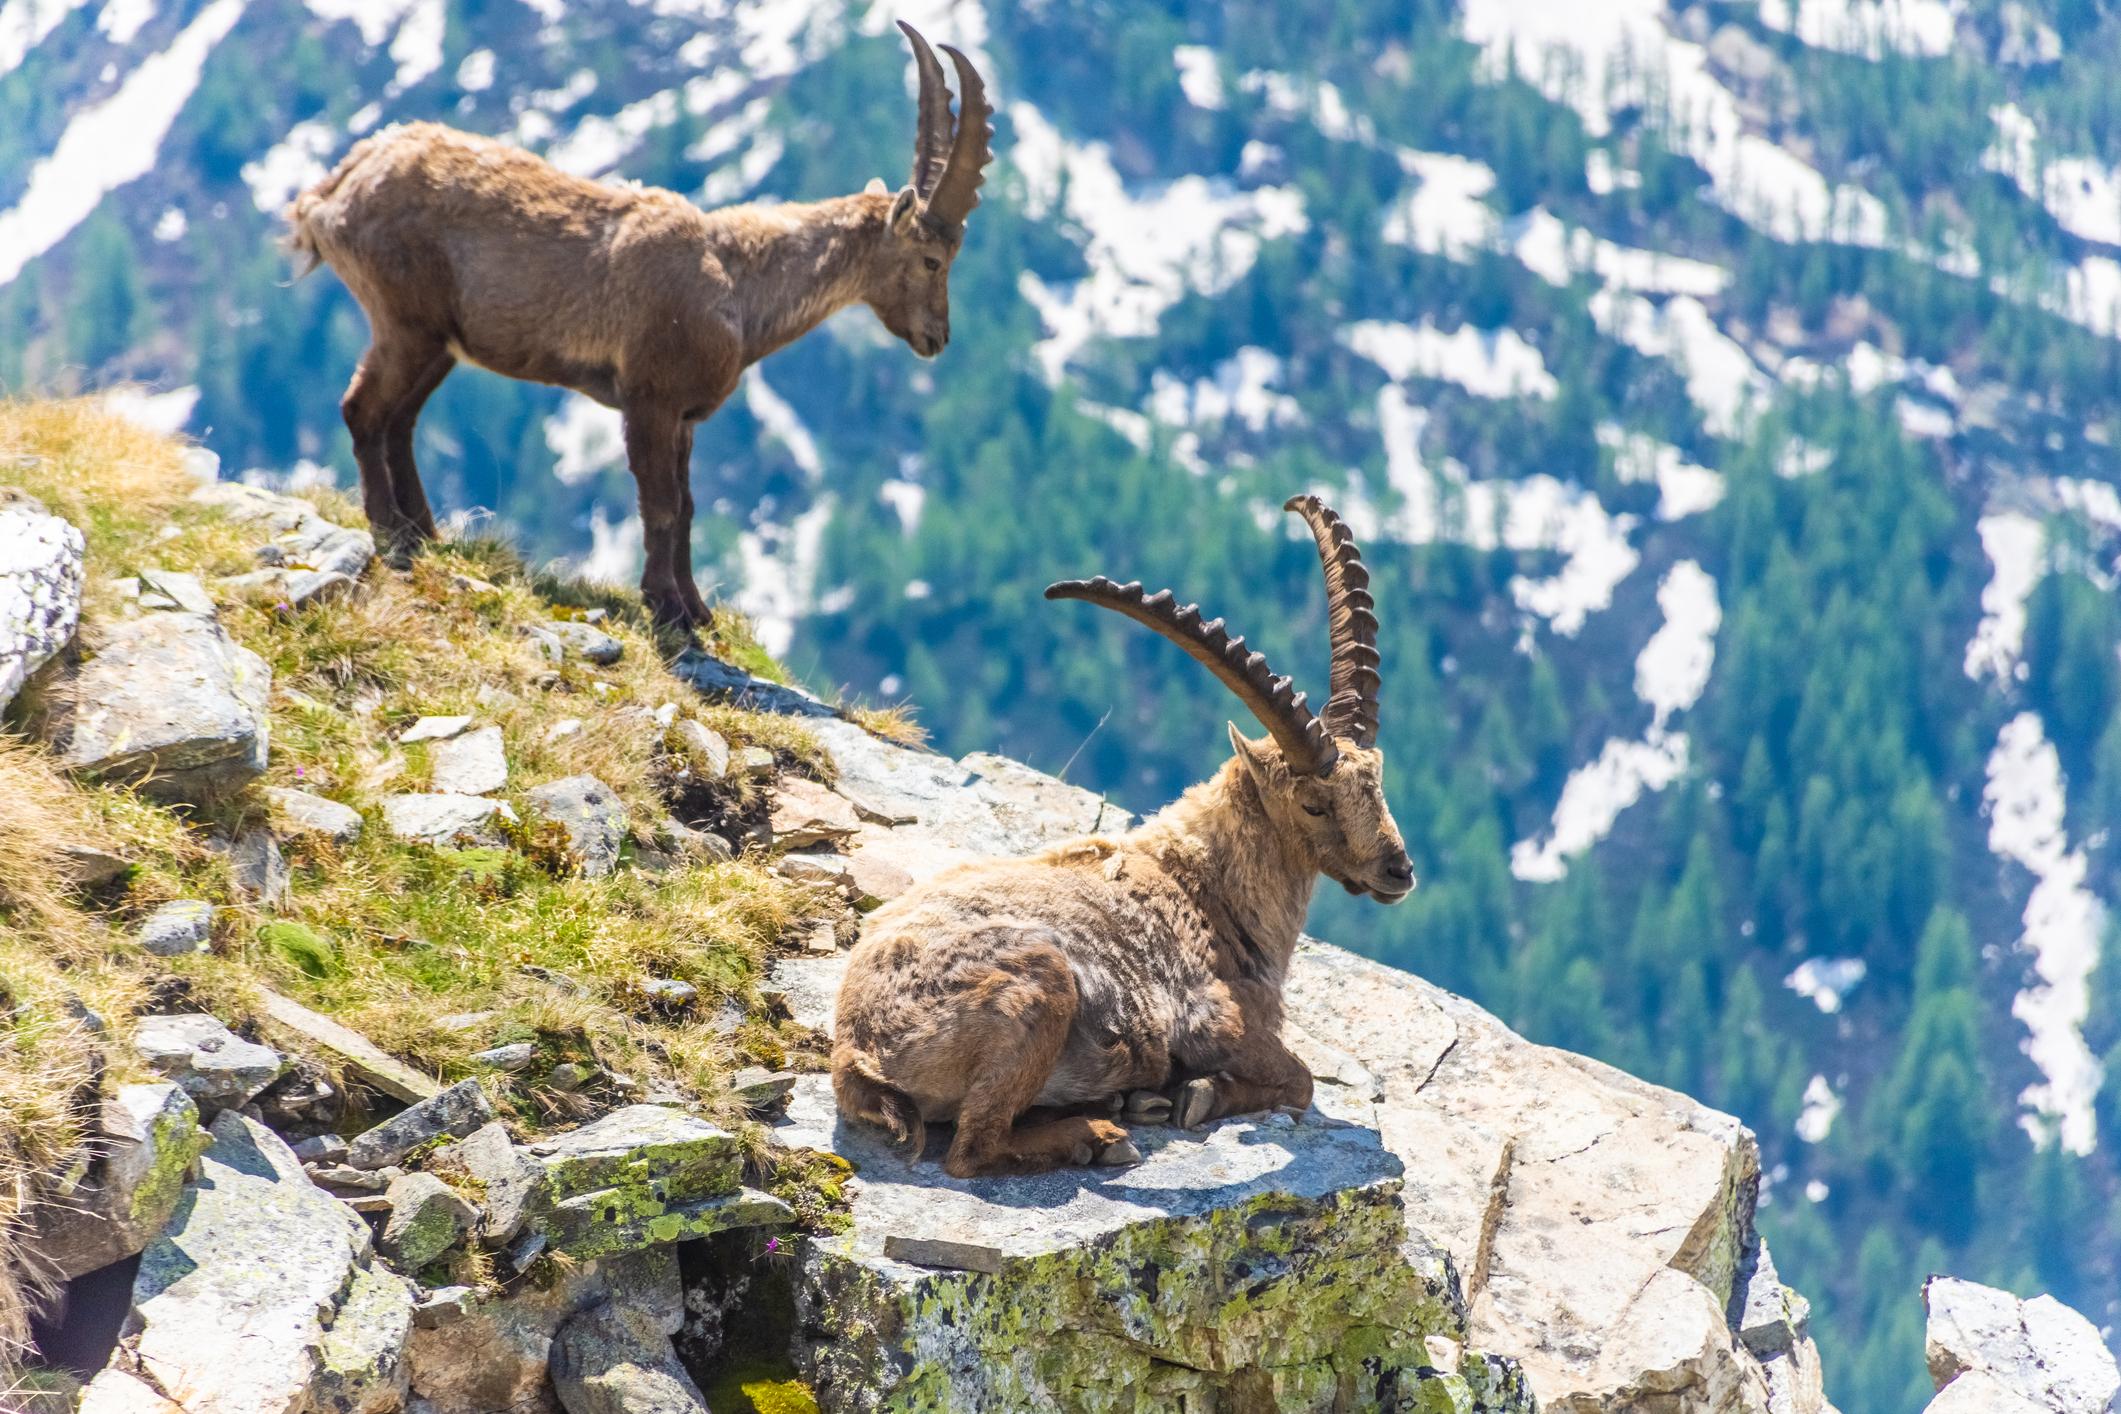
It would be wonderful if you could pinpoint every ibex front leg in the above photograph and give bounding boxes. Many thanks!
[1174,982,1314,1129]
[623,399,706,630]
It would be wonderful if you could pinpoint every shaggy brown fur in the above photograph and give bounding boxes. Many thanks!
[833,497,1414,1178]
[288,26,992,628]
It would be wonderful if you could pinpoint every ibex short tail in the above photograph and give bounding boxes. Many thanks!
[831,1042,926,1156]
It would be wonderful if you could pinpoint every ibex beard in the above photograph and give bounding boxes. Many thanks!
[287,23,992,631]
[833,496,1417,1178]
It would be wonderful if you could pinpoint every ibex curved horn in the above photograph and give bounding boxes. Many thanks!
[897,21,954,201]
[1044,576,1339,776]
[1284,495,1380,749]
[920,42,994,235]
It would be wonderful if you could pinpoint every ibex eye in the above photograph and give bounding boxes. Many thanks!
[1302,804,1325,817]
[923,256,942,272]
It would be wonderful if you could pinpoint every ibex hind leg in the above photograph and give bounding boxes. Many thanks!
[940,943,1134,1178]
[382,349,454,547]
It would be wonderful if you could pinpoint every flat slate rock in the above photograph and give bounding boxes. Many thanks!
[135,1013,284,1113]
[262,785,363,845]
[775,1074,1521,1412]
[429,724,509,795]
[255,986,439,1104]
[670,649,836,718]
[44,608,270,801]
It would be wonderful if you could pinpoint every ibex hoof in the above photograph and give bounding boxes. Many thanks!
[1123,1090,1172,1123]
[1177,1078,1217,1130]
[1069,1142,1095,1166]
[1096,1138,1142,1166]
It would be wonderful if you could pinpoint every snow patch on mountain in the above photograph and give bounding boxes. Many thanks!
[0,0,90,75]
[0,0,246,287]
[546,395,627,485]
[1510,208,1732,298]
[1011,102,1307,383]
[734,496,834,659]
[1601,426,1725,521]
[1344,319,1558,400]
[1513,560,1718,881]
[1148,348,1302,432]
[1966,510,2044,682]
[1984,710,2106,1155]
[1758,0,1960,59]
[744,369,824,479]
[1591,292,1769,436]
[243,120,339,214]
[1381,150,1497,258]
[1986,103,2121,250]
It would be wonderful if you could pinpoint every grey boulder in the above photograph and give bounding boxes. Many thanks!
[381,1171,479,1270]
[431,1121,544,1243]
[527,774,629,877]
[43,607,270,801]
[24,1082,208,1281]
[429,724,509,795]
[543,619,624,665]
[136,899,214,956]
[347,1079,495,1170]
[263,785,363,845]
[553,1300,710,1414]
[0,492,84,713]
[381,792,517,846]
[1923,1276,2119,1414]
[134,1013,284,1113]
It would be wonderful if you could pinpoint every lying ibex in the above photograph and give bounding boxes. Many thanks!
[289,24,993,628]
[834,496,1415,1177]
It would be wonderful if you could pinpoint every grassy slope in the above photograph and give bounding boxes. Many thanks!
[0,399,854,1375]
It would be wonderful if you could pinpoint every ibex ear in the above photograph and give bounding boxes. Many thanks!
[865,177,889,195]
[1228,723,1277,790]
[888,186,922,235]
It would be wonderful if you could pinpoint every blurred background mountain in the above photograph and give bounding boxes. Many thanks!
[7,0,2121,1403]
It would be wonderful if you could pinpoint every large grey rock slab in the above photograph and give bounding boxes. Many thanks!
[429,724,508,795]
[406,1248,681,1414]
[775,1074,1531,1412]
[1922,1276,2119,1413]
[134,1013,285,1114]
[552,1301,710,1414]
[523,1104,787,1259]
[347,1078,493,1169]
[263,785,363,845]
[255,985,440,1104]
[526,774,629,877]
[24,1082,208,1281]
[1922,1370,2051,1414]
[77,1369,182,1414]
[767,775,860,848]
[116,1110,402,1414]
[0,492,84,713]
[1284,940,1778,1413]
[432,1121,542,1243]
[311,1258,418,1414]
[43,607,270,801]
[802,716,1131,860]
[670,649,835,717]
[381,792,517,845]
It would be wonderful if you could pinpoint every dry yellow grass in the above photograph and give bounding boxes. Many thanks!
[0,400,878,1367]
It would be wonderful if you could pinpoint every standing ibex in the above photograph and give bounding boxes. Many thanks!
[833,496,1416,1177]
[289,24,993,628]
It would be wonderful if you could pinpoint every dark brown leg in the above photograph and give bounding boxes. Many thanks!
[343,331,447,566]
[383,350,454,543]
[674,424,712,624]
[623,399,704,629]
[1174,1033,1314,1130]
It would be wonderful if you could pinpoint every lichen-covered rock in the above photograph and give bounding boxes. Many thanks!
[1283,941,1784,1414]
[116,1111,387,1414]
[406,1247,682,1414]
[526,774,629,877]
[24,1082,208,1281]
[552,1301,710,1414]
[432,1121,543,1243]
[429,724,509,795]
[775,1075,1528,1412]
[263,786,363,845]
[347,1078,494,1169]
[1922,1277,2119,1413]
[312,1259,418,1414]
[380,792,517,845]
[42,607,270,801]
[382,1170,479,1270]
[0,491,84,713]
[134,1013,284,1113]
[525,1104,787,1259]
[136,899,215,956]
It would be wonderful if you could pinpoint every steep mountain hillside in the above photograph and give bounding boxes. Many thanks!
[8,0,2121,1406]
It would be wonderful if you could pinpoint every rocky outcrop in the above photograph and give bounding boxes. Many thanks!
[777,1072,1530,1411]
[192,481,374,609]
[41,595,270,801]
[88,1110,412,1414]
[0,491,84,713]
[1920,1277,2119,1414]
[133,1013,285,1114]
[526,774,629,877]
[552,1301,709,1414]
